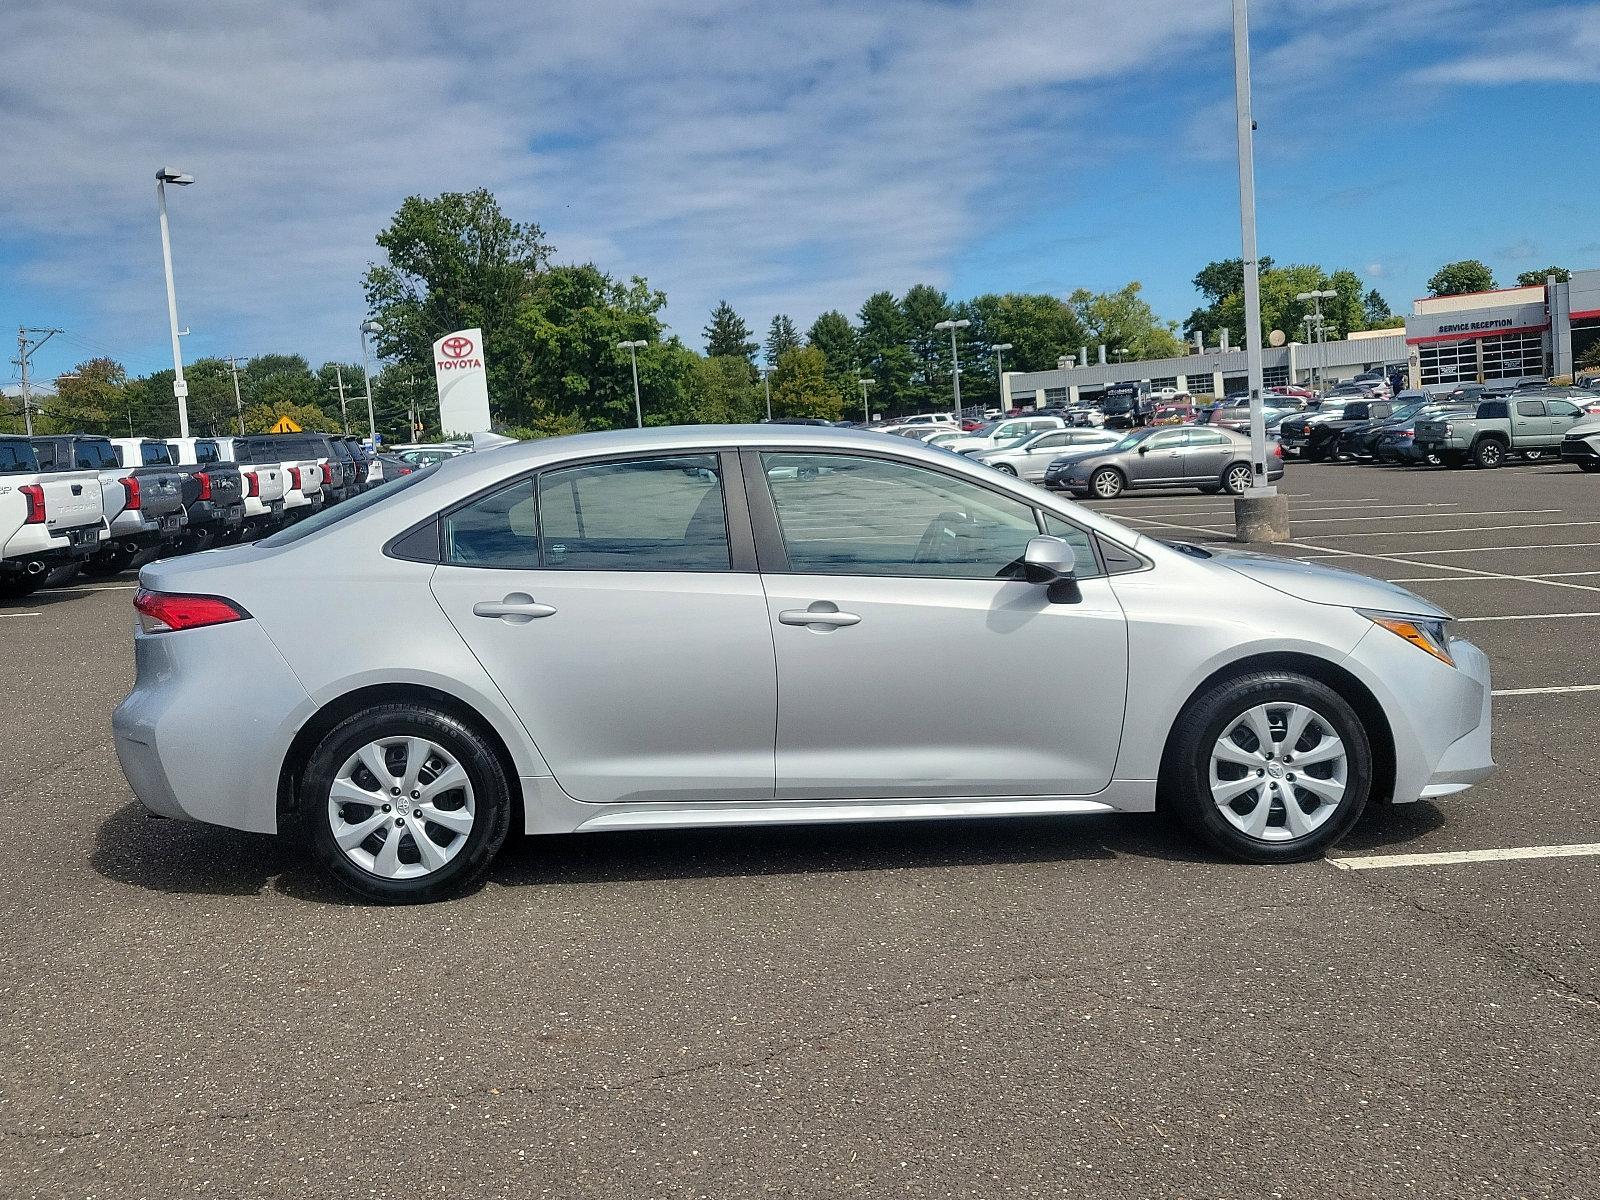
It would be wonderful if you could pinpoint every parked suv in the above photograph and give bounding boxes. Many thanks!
[1415,396,1586,468]
[1,435,105,598]
[1559,415,1600,473]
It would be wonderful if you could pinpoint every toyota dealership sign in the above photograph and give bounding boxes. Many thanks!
[432,327,492,434]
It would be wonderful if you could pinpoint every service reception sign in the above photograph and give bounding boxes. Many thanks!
[432,328,493,435]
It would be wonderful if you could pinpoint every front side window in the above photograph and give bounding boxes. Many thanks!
[761,452,1040,579]
[1031,431,1070,449]
[1040,514,1104,579]
[538,454,730,571]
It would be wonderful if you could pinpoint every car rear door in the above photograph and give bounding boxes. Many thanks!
[428,450,777,804]
[1546,400,1583,443]
[749,449,1127,800]
[1175,428,1233,481]
[1512,399,1550,445]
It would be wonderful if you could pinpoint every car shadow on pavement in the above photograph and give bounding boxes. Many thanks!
[1342,798,1448,852]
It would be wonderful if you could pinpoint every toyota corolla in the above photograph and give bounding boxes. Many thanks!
[113,426,1494,903]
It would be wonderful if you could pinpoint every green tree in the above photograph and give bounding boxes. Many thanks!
[241,399,339,433]
[41,357,124,435]
[658,352,764,425]
[1070,281,1187,360]
[764,314,801,368]
[900,283,954,408]
[856,291,915,414]
[961,293,1089,408]
[1516,266,1570,286]
[770,346,843,420]
[1427,259,1496,296]
[806,310,860,412]
[364,189,551,427]
[1363,288,1393,324]
[704,300,757,362]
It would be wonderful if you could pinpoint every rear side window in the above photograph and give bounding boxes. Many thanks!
[194,441,221,464]
[1549,400,1581,418]
[539,455,730,571]
[76,441,119,469]
[1479,401,1509,419]
[141,442,173,466]
[444,479,538,568]
[0,441,39,473]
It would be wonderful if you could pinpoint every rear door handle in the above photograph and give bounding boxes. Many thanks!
[473,594,557,623]
[779,606,861,628]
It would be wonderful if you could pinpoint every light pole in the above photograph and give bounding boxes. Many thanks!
[857,377,875,424]
[934,318,971,419]
[359,320,382,443]
[156,168,194,438]
[1295,290,1335,393]
[992,342,1013,410]
[617,340,646,427]
[759,367,772,420]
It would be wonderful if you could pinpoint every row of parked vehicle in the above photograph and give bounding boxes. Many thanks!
[0,431,445,600]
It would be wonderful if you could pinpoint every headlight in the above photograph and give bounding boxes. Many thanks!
[1360,609,1455,667]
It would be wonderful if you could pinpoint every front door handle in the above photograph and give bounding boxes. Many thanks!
[473,593,557,623]
[779,605,861,629]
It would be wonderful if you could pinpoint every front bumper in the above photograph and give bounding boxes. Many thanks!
[1560,437,1600,464]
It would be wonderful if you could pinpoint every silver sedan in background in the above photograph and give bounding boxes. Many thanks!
[114,425,1490,903]
[971,427,1119,480]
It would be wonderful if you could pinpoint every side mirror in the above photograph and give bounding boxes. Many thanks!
[1023,535,1077,585]
[1137,444,1149,454]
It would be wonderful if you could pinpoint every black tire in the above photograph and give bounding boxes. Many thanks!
[1520,448,1545,463]
[992,463,1018,476]
[0,573,45,600]
[1472,438,1505,469]
[1161,671,1371,864]
[1581,461,1600,474]
[1089,467,1125,499]
[1441,451,1466,469]
[1222,462,1253,495]
[299,704,513,904]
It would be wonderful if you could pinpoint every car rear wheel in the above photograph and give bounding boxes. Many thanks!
[0,573,45,600]
[1090,467,1125,499]
[1162,672,1371,863]
[1472,439,1505,469]
[301,705,512,904]
[992,463,1017,476]
[1222,463,1253,495]
[1521,448,1545,462]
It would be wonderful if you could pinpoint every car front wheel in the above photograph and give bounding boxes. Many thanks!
[1163,671,1371,863]
[1090,467,1125,499]
[301,704,512,903]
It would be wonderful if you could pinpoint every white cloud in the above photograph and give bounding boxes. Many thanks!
[1409,6,1600,83]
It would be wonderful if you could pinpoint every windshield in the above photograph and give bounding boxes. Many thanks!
[260,462,440,547]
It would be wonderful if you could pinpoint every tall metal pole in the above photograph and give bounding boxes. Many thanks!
[224,355,246,435]
[331,364,350,433]
[359,321,380,443]
[157,177,191,438]
[858,377,875,423]
[1231,0,1268,491]
[17,327,32,437]
[629,344,643,428]
[763,369,772,421]
[948,325,963,417]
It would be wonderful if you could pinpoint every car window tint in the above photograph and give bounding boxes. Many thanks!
[1549,400,1580,418]
[1189,429,1228,446]
[1033,432,1069,448]
[195,441,220,464]
[141,442,172,466]
[1146,431,1183,450]
[0,441,38,473]
[761,452,1039,580]
[1516,400,1545,417]
[1039,515,1103,579]
[538,454,729,571]
[444,478,539,568]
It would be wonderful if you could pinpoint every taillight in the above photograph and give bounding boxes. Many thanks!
[122,476,142,510]
[133,589,251,634]
[20,483,45,524]
[245,471,260,498]
[1397,428,1414,436]
[195,471,213,500]
[1273,442,1284,458]
[289,466,302,490]
[400,467,413,475]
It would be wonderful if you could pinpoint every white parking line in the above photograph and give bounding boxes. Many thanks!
[1458,612,1600,622]
[0,611,41,617]
[1330,844,1600,870]
[1143,509,1560,527]
[1298,542,1600,558]
[1494,684,1600,696]
[1386,571,1600,583]
[1312,520,1600,540]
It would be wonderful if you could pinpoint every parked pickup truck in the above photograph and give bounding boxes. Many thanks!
[1560,416,1600,473]
[35,436,187,576]
[1414,395,1587,468]
[162,439,247,549]
[234,434,325,522]
[173,436,288,540]
[0,435,106,599]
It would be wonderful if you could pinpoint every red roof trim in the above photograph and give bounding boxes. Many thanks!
[1569,308,1600,322]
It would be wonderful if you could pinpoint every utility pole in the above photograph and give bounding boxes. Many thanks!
[13,327,62,437]
[224,355,247,435]
[330,365,350,433]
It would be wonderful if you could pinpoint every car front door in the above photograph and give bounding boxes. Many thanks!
[1547,400,1582,443]
[1017,430,1073,479]
[428,451,777,804]
[750,450,1129,800]
[1128,429,1187,484]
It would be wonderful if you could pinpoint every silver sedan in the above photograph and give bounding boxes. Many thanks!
[971,428,1119,481]
[1047,425,1285,499]
[114,425,1492,903]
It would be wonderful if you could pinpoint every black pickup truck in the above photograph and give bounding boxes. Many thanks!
[163,451,246,551]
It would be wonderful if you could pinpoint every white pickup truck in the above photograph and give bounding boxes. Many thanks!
[0,435,106,599]
[234,434,326,523]
[170,436,290,540]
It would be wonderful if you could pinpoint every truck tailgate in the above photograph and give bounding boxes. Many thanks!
[128,469,185,518]
[40,471,104,531]
[1415,418,1451,442]
[251,466,287,504]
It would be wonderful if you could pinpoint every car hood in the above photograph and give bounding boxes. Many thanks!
[1048,447,1119,468]
[1202,546,1450,618]
[1567,415,1600,437]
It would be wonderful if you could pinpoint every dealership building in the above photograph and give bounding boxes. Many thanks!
[1003,269,1600,407]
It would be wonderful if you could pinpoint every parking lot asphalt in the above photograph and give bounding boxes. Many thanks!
[3,458,1597,1198]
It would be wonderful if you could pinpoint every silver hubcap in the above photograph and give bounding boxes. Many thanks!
[1209,703,1347,842]
[328,737,475,879]
[1227,466,1251,493]
[1093,471,1120,497]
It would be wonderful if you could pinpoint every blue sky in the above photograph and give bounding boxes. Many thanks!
[5,0,1599,389]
